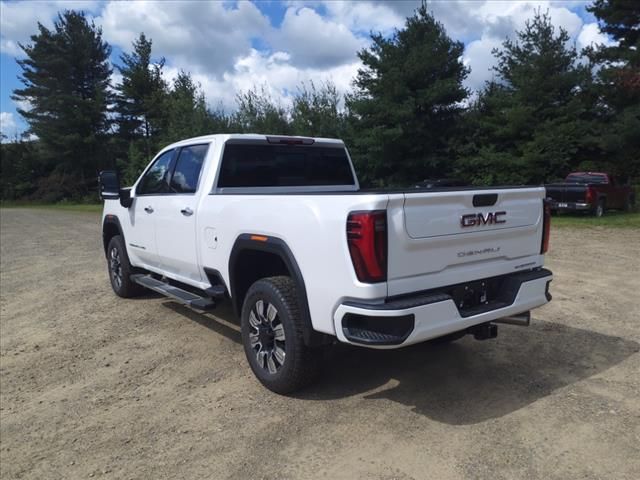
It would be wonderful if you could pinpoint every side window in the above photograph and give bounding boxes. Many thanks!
[137,150,174,195]
[170,144,209,194]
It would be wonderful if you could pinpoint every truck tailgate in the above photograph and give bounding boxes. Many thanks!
[386,187,545,296]
[545,183,587,203]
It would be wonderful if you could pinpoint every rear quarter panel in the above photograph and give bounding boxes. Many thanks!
[197,193,390,335]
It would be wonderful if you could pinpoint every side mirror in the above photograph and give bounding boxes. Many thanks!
[98,171,134,208]
[98,170,120,200]
[119,188,133,208]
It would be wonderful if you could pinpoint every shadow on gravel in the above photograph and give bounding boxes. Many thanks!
[160,302,638,425]
[299,320,639,425]
[162,301,241,344]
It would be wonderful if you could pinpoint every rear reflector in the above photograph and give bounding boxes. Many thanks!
[541,200,551,254]
[347,210,387,283]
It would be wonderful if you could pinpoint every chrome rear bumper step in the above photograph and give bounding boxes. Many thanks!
[130,274,216,311]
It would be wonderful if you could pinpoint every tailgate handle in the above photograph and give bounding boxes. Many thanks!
[473,194,498,207]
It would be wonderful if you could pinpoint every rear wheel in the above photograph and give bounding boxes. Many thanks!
[594,199,605,217]
[624,194,635,212]
[106,235,144,298]
[241,276,322,394]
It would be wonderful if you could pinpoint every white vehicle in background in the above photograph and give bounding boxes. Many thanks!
[99,134,553,393]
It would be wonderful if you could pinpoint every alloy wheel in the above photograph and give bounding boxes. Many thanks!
[109,247,123,289]
[248,299,286,374]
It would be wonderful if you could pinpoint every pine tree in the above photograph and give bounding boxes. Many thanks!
[163,71,210,144]
[12,10,112,188]
[457,11,594,185]
[114,33,167,160]
[586,0,640,178]
[233,86,290,134]
[291,81,346,138]
[347,3,468,187]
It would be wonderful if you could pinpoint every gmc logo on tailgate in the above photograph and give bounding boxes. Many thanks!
[461,211,506,228]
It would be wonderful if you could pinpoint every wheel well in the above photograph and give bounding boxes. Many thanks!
[231,249,289,314]
[103,221,122,257]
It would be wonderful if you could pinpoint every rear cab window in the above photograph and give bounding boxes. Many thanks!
[216,141,356,191]
[136,143,209,196]
[566,173,609,184]
[170,144,208,194]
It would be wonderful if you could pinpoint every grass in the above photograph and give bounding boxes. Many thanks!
[0,201,102,213]
[552,211,640,228]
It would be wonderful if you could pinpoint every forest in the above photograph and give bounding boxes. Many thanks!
[1,0,638,202]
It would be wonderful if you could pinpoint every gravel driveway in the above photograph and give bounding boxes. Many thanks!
[1,208,639,479]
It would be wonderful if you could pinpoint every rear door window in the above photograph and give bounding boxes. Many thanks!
[217,143,355,188]
[170,144,209,194]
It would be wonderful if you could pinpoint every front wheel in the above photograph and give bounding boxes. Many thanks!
[106,235,144,298]
[241,276,322,394]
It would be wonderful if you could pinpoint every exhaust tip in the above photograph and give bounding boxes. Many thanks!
[494,311,531,327]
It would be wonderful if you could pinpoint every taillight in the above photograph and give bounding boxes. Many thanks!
[541,200,551,254]
[585,187,594,204]
[347,210,387,283]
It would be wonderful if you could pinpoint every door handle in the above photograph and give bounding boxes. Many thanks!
[144,206,154,214]
[180,207,193,216]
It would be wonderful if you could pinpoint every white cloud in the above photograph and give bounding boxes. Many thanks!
[577,22,614,51]
[162,49,361,111]
[438,1,587,92]
[0,112,18,140]
[97,0,269,76]
[1,0,604,115]
[317,0,590,93]
[269,7,366,68]
[463,36,503,92]
[319,1,405,35]
[0,0,99,55]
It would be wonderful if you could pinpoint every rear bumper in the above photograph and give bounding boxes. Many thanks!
[549,201,591,211]
[333,269,553,348]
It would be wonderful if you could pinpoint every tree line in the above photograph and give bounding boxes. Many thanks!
[1,0,638,201]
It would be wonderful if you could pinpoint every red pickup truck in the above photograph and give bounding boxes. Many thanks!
[545,172,635,217]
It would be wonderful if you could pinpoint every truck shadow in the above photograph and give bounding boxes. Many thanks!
[300,320,638,424]
[162,301,242,344]
[162,301,638,425]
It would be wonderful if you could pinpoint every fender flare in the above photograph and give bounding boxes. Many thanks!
[102,214,124,257]
[229,234,328,346]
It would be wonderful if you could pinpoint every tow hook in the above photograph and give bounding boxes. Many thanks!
[470,323,498,340]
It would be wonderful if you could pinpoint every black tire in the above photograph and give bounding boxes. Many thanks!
[106,235,144,298]
[241,276,322,394]
[593,199,605,217]
[624,194,635,212]
[429,330,466,345]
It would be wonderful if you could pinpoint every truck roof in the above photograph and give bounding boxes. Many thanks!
[163,133,345,151]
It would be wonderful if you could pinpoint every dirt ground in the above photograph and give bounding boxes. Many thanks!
[1,208,639,480]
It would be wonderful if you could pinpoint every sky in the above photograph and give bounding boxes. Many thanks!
[0,0,609,140]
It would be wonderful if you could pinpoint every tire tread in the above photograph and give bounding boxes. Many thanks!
[242,276,322,394]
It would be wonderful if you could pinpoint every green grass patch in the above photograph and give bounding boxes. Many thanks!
[552,211,640,228]
[0,201,102,213]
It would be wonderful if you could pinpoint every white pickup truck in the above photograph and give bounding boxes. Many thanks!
[99,134,553,393]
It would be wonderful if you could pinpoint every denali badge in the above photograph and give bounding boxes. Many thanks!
[461,211,506,227]
[458,247,501,257]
